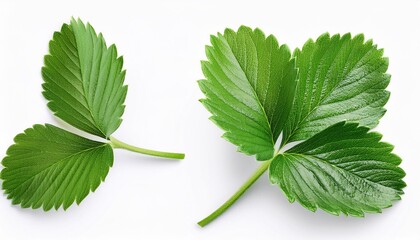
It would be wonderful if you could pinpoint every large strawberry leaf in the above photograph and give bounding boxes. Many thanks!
[199,26,297,160]
[42,18,127,138]
[1,124,113,210]
[198,29,405,227]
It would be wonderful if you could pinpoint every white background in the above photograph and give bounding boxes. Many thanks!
[0,0,419,239]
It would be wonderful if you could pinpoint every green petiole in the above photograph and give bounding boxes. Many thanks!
[198,159,272,227]
[109,136,185,160]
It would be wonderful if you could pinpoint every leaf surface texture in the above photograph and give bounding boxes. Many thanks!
[270,122,405,216]
[42,18,127,138]
[1,124,113,210]
[283,33,390,143]
[199,26,297,160]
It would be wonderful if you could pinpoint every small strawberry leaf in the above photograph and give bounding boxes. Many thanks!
[1,18,184,211]
[199,26,297,160]
[1,124,113,210]
[42,18,127,139]
[270,121,405,216]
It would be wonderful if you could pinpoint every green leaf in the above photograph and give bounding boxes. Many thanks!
[198,29,405,227]
[1,18,185,212]
[199,26,297,160]
[282,33,390,144]
[270,121,405,216]
[42,18,127,139]
[1,124,113,210]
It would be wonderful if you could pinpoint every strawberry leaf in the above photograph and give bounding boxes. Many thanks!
[198,28,405,227]
[42,18,127,138]
[1,18,184,211]
[199,26,297,160]
[270,122,405,216]
[283,33,390,144]
[1,124,113,210]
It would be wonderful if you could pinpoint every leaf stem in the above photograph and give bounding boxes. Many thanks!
[109,136,185,160]
[198,160,272,227]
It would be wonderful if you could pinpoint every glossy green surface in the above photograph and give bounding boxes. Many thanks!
[283,33,390,144]
[199,27,405,226]
[271,122,405,216]
[199,26,297,160]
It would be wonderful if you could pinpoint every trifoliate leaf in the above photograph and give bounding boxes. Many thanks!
[198,28,406,227]
[42,18,127,138]
[1,124,113,210]
[282,33,390,144]
[199,26,297,160]
[270,122,405,216]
